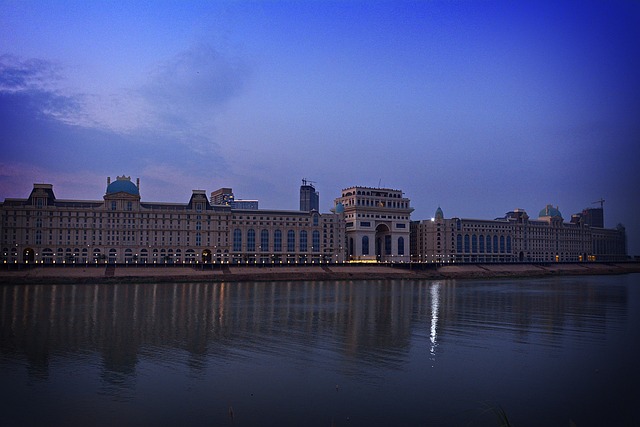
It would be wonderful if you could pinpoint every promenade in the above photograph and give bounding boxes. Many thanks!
[1,262,639,285]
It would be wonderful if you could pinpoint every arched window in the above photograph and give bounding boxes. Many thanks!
[247,229,256,252]
[479,235,485,253]
[493,235,499,253]
[472,235,477,253]
[486,235,492,253]
[398,236,405,256]
[500,236,505,253]
[233,229,242,252]
[261,229,269,252]
[464,234,470,253]
[506,236,512,253]
[312,230,320,253]
[362,236,369,255]
[457,234,463,253]
[287,230,295,252]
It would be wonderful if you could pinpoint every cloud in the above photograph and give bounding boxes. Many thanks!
[1,44,250,144]
[142,44,248,115]
[0,54,61,93]
[0,54,84,125]
[136,44,250,152]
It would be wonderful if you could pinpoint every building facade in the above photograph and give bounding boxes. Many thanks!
[334,186,413,262]
[411,205,627,263]
[1,177,628,265]
[1,176,345,265]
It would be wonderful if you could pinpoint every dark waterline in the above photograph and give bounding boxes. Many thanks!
[1,275,638,426]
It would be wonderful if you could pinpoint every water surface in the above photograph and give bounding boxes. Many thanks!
[1,275,638,426]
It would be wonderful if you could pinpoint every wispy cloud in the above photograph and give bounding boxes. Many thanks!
[0,54,84,124]
[0,54,61,93]
[1,43,249,139]
[136,43,250,153]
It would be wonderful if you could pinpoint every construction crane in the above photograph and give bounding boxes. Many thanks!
[592,198,605,210]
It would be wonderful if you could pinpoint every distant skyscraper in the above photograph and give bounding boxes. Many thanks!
[300,179,319,211]
[582,207,604,228]
[211,188,259,209]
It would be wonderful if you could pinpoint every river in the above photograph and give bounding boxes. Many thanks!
[1,274,638,426]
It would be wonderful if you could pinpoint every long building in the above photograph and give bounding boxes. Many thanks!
[1,178,628,264]
[1,176,345,265]
[410,205,627,263]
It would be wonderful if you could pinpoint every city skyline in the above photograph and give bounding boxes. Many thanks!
[1,1,639,254]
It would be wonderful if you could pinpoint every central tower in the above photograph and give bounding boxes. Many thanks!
[334,186,413,262]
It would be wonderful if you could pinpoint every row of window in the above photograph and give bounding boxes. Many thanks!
[232,229,321,253]
[456,234,512,254]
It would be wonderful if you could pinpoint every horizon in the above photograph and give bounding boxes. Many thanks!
[1,1,639,254]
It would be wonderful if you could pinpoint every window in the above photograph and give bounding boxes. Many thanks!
[312,230,320,253]
[248,229,256,251]
[233,229,242,251]
[493,235,499,253]
[360,221,371,227]
[196,232,201,246]
[287,230,295,252]
[479,235,485,253]
[299,230,307,252]
[506,236,512,253]
[457,234,463,253]
[313,214,319,226]
[126,201,132,211]
[261,229,269,252]
[472,235,477,253]
[362,236,369,255]
[464,235,470,253]
[384,235,391,255]
[274,230,282,252]
[398,237,405,255]
[500,236,505,253]
[111,201,117,211]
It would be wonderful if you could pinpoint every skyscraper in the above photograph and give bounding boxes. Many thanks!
[300,179,319,211]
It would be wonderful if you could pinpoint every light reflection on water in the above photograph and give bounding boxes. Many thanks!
[0,275,638,426]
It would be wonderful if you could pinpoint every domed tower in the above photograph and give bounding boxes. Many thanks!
[538,204,562,219]
[435,206,444,221]
[539,204,563,227]
[104,175,141,211]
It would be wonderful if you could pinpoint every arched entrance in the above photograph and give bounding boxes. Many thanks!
[202,249,212,263]
[375,224,391,262]
[23,248,35,263]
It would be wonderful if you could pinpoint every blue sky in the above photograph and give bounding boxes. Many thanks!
[1,1,639,254]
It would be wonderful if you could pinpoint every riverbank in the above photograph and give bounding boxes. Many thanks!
[1,262,639,284]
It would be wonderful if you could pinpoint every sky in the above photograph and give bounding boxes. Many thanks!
[1,0,639,254]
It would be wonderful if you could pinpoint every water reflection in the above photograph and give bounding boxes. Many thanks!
[429,281,440,357]
[0,278,627,382]
[1,276,636,426]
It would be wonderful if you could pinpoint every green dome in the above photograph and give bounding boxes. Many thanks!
[539,204,562,218]
[435,206,444,220]
[106,176,139,196]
